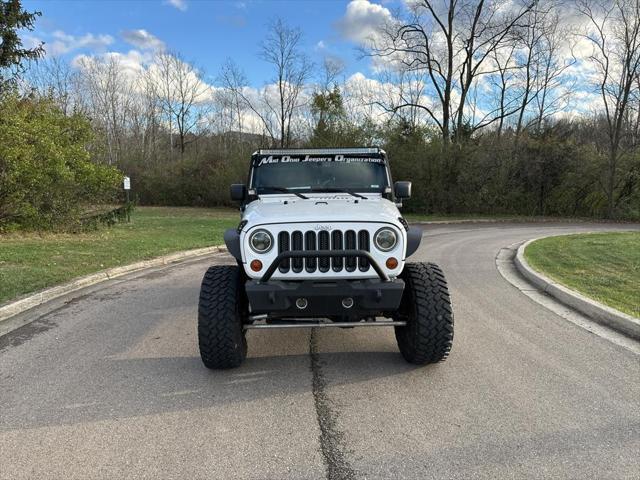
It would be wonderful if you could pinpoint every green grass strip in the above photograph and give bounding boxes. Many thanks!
[0,207,238,305]
[524,232,640,318]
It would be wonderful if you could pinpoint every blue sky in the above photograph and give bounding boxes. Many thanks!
[23,0,396,86]
[21,0,601,122]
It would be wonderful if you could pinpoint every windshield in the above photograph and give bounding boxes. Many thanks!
[251,157,389,194]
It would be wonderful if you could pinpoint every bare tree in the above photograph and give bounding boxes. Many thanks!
[217,58,278,144]
[341,74,381,129]
[370,1,455,142]
[578,0,640,218]
[218,58,249,136]
[318,56,344,93]
[259,18,312,147]
[130,70,163,165]
[369,0,534,143]
[152,52,211,155]
[370,65,430,132]
[488,44,519,137]
[75,54,135,164]
[509,2,576,138]
[27,56,78,114]
[308,56,347,139]
[530,10,576,131]
[454,0,534,140]
[513,4,549,138]
[632,73,640,146]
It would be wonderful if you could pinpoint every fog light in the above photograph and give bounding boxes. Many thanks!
[386,257,398,269]
[341,297,354,309]
[250,259,263,272]
[296,298,308,310]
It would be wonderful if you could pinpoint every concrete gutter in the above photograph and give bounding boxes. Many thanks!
[0,245,227,332]
[515,238,640,340]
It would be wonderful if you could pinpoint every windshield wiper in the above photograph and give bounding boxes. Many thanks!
[309,187,368,200]
[260,186,309,200]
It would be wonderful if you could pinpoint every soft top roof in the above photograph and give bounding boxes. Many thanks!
[253,147,385,156]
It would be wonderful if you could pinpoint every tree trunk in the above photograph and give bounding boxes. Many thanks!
[606,146,617,219]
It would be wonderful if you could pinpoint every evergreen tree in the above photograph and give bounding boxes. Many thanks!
[0,0,44,91]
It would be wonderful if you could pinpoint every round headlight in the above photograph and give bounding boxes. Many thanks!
[249,229,273,253]
[374,228,398,252]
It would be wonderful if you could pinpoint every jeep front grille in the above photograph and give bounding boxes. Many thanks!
[278,229,371,274]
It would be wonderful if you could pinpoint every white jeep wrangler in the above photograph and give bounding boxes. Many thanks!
[198,148,453,368]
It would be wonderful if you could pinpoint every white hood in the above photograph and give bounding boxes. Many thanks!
[242,194,402,227]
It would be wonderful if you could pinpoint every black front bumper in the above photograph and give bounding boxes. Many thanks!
[245,278,405,317]
[246,249,405,318]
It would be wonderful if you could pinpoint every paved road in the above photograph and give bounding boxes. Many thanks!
[1,223,639,480]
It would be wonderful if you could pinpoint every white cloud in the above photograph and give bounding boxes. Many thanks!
[46,30,114,56]
[336,0,393,44]
[335,0,406,74]
[72,50,148,86]
[121,29,165,51]
[23,35,44,51]
[164,0,187,11]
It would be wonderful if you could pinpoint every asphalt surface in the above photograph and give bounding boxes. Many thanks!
[1,223,639,480]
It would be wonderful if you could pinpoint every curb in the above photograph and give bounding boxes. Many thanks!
[514,238,640,340]
[0,245,227,329]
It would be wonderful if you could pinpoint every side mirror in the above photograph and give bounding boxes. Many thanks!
[394,181,412,200]
[230,184,247,202]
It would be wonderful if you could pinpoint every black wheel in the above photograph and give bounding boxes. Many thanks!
[198,265,248,369]
[394,262,454,364]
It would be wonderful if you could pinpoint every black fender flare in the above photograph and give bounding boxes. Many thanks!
[224,229,242,261]
[405,226,423,258]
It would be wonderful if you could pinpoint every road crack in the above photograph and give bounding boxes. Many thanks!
[309,329,357,480]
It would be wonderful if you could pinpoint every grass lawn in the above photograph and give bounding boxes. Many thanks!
[524,232,640,318]
[0,207,238,305]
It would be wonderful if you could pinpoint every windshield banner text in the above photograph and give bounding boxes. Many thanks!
[256,154,385,167]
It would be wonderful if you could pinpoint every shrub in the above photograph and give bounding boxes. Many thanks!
[0,93,123,231]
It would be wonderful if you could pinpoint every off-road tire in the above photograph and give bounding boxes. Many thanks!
[198,265,248,369]
[394,262,454,364]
